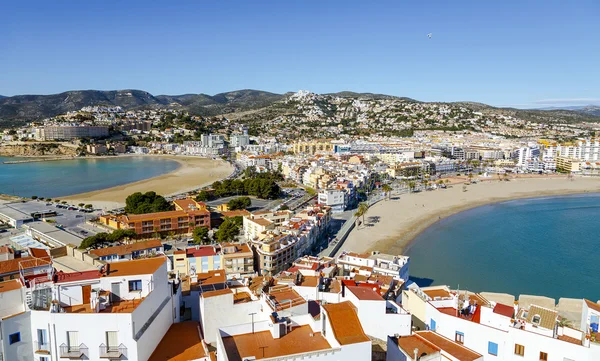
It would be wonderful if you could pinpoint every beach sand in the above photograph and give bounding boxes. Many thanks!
[61,155,233,210]
[339,175,600,257]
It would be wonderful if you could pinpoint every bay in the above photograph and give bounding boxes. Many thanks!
[0,156,180,198]
[405,194,600,301]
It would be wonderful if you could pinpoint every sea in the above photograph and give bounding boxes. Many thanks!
[404,193,600,301]
[0,156,180,198]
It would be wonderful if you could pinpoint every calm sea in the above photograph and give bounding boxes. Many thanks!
[0,156,180,198]
[405,193,600,301]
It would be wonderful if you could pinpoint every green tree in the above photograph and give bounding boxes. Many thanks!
[78,203,85,207]
[214,217,240,243]
[195,190,210,202]
[85,204,93,209]
[193,226,210,244]
[31,195,38,200]
[227,196,252,210]
[381,184,392,200]
[125,191,173,214]
[357,202,369,225]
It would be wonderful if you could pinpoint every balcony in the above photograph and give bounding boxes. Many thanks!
[59,343,89,359]
[99,343,128,358]
[34,341,51,354]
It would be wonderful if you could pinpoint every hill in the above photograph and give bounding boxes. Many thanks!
[1,89,599,130]
[0,89,284,126]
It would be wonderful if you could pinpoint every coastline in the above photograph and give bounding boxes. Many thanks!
[60,155,233,210]
[339,175,600,257]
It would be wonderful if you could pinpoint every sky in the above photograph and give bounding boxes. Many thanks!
[1,0,599,108]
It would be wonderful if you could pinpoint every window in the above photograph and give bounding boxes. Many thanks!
[128,280,142,292]
[455,331,464,344]
[9,332,20,344]
[540,352,548,361]
[106,331,119,350]
[430,319,436,331]
[514,344,525,356]
[532,314,541,325]
[488,341,498,356]
[67,331,79,350]
[40,357,49,361]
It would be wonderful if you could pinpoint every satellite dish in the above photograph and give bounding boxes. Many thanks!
[427,33,432,39]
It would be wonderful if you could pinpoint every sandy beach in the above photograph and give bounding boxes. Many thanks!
[340,175,600,257]
[61,155,233,210]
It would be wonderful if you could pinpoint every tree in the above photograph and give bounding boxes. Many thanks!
[193,226,210,244]
[408,181,417,193]
[78,203,85,207]
[61,201,67,204]
[227,196,252,210]
[85,204,93,209]
[31,195,38,200]
[357,202,369,226]
[381,184,392,200]
[214,217,240,243]
[125,191,173,214]
[195,190,210,202]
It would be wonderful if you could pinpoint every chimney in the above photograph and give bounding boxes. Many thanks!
[105,263,111,275]
[414,348,419,361]
[341,282,345,298]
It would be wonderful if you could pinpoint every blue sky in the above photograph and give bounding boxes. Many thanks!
[1,1,598,108]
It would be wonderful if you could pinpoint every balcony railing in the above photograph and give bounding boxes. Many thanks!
[34,341,51,353]
[99,343,128,358]
[59,343,89,359]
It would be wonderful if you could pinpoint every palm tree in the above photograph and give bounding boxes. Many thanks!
[503,173,509,181]
[558,318,572,328]
[357,202,369,226]
[408,181,417,193]
[381,184,392,200]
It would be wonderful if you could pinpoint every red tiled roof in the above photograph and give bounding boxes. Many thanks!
[55,257,167,283]
[347,286,383,301]
[493,303,514,318]
[186,246,218,258]
[29,248,49,259]
[585,299,600,313]
[322,301,370,345]
[0,279,23,293]
[0,257,51,276]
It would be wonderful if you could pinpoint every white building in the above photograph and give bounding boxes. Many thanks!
[214,300,371,361]
[24,257,180,361]
[338,251,410,282]
[318,189,347,213]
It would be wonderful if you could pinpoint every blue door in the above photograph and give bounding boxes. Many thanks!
[430,319,436,330]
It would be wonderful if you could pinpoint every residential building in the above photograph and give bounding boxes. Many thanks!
[338,251,410,282]
[557,156,582,173]
[86,143,108,155]
[173,246,222,277]
[221,243,254,280]
[35,125,109,140]
[318,189,347,213]
[89,240,163,262]
[387,331,483,361]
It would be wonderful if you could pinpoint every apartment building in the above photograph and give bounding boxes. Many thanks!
[2,257,180,361]
[338,250,410,282]
[100,199,210,237]
[318,189,347,213]
[402,285,600,361]
[251,233,297,275]
[292,140,334,154]
[387,331,483,361]
[214,300,371,361]
[242,210,292,241]
[89,240,163,262]
[221,242,254,279]
[173,246,222,277]
[35,125,109,140]
[556,156,582,173]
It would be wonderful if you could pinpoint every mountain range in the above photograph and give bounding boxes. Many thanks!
[0,89,599,128]
[536,105,600,116]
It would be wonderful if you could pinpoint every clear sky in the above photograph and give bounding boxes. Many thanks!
[1,0,598,108]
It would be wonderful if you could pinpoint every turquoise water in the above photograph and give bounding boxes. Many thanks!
[405,194,600,301]
[0,156,180,198]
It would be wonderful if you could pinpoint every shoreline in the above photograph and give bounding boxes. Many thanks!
[58,155,233,210]
[339,175,600,257]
